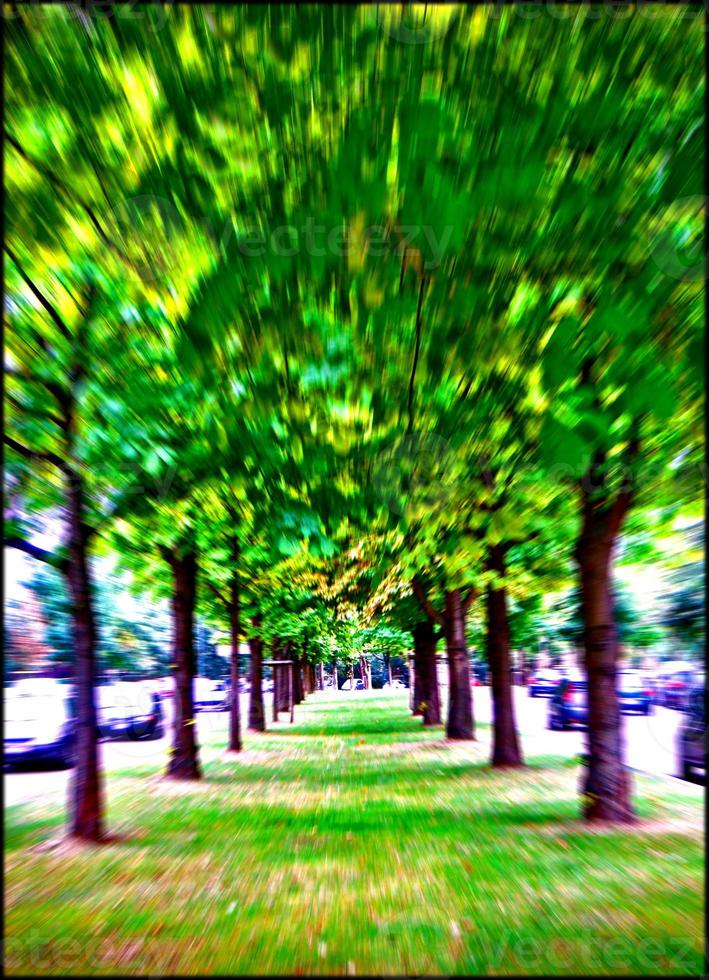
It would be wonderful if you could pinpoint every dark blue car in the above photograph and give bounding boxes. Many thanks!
[528,668,562,698]
[547,676,587,730]
[617,671,653,715]
[678,685,705,783]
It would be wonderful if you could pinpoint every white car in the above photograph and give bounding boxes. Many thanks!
[4,679,75,769]
[4,675,164,771]
[96,679,164,739]
[193,677,229,711]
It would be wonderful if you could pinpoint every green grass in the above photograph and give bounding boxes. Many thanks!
[4,691,704,975]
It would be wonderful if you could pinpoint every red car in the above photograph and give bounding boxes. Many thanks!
[662,671,695,710]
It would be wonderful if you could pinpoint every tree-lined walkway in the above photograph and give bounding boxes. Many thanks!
[5,691,702,975]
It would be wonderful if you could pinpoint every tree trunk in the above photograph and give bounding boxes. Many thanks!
[292,652,304,704]
[332,659,338,688]
[411,623,428,716]
[486,545,523,767]
[272,660,281,722]
[359,655,369,689]
[444,589,474,740]
[248,617,265,732]
[578,526,634,822]
[412,631,425,715]
[280,643,292,711]
[272,638,286,717]
[317,662,325,690]
[305,661,316,694]
[66,474,104,840]
[385,652,393,687]
[166,548,201,779]
[417,620,441,726]
[228,537,242,752]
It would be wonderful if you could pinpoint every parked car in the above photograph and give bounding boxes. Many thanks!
[653,661,696,710]
[383,679,406,690]
[194,677,229,711]
[678,685,705,782]
[4,675,166,771]
[617,671,653,715]
[96,679,164,740]
[150,676,175,699]
[4,678,75,769]
[341,678,365,691]
[528,668,562,698]
[664,669,697,710]
[547,675,587,730]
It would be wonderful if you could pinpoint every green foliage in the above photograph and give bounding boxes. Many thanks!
[3,6,703,682]
[661,561,704,659]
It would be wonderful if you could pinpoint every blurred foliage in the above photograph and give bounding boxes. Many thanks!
[661,560,704,659]
[3,6,703,664]
[10,562,175,675]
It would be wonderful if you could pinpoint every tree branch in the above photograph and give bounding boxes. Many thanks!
[406,275,426,436]
[4,366,70,413]
[5,245,72,341]
[411,577,443,625]
[206,581,229,608]
[4,434,68,472]
[4,391,66,432]
[158,544,176,566]
[606,430,642,540]
[462,585,478,613]
[6,134,122,256]
[4,536,67,571]
[504,528,542,550]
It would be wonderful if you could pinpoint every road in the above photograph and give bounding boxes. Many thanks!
[474,685,690,781]
[4,687,699,808]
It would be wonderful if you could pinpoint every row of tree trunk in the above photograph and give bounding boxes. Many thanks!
[247,633,322,731]
[410,523,634,821]
[57,477,632,841]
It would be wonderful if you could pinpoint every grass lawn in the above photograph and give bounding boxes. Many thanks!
[4,691,704,975]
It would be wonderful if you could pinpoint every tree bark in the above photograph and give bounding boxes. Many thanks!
[166,547,201,779]
[280,643,293,711]
[66,473,104,840]
[271,638,285,717]
[317,662,325,690]
[411,622,428,716]
[444,589,474,740]
[486,545,523,767]
[578,519,634,822]
[248,617,265,732]
[418,621,441,726]
[385,651,393,687]
[292,652,304,704]
[332,659,338,688]
[272,660,281,722]
[228,536,242,752]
